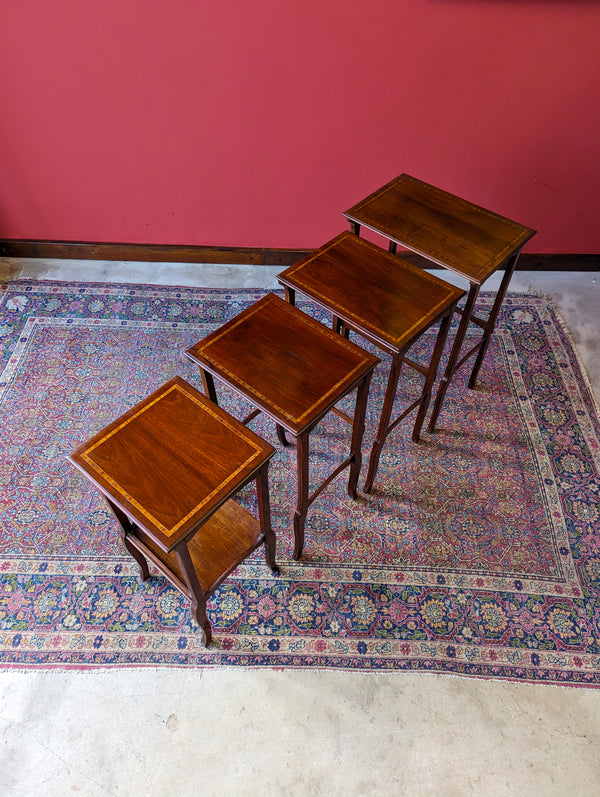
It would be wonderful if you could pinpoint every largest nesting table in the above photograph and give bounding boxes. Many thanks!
[343,173,536,431]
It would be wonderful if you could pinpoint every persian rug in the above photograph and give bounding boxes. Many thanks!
[1,279,599,686]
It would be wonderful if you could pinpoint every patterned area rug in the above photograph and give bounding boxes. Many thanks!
[1,279,599,685]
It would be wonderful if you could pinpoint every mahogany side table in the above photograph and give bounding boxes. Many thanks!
[185,293,379,560]
[278,232,465,491]
[69,376,278,646]
[343,173,536,431]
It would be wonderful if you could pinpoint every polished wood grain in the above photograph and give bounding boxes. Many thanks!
[186,293,379,559]
[344,173,536,284]
[278,232,464,490]
[344,173,537,430]
[186,293,378,436]
[69,376,277,646]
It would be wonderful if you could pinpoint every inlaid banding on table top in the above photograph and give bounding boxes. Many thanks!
[283,233,460,290]
[198,293,377,360]
[281,235,463,349]
[79,382,269,538]
[189,295,378,428]
[348,174,531,229]
[199,355,371,429]
[343,173,536,277]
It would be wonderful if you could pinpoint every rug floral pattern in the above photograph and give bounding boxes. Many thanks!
[1,280,599,684]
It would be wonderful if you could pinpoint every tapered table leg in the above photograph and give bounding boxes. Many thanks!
[412,307,454,442]
[468,250,520,390]
[348,371,372,499]
[256,464,279,575]
[293,432,310,560]
[364,354,402,494]
[109,500,150,581]
[428,283,480,433]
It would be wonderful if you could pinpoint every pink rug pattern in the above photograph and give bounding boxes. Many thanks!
[0,280,599,684]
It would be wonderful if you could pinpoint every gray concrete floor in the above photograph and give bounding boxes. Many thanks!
[1,258,600,796]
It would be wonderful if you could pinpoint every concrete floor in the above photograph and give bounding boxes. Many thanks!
[1,258,600,797]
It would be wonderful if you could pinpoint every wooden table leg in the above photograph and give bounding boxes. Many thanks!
[256,464,279,575]
[364,354,403,493]
[175,543,212,646]
[333,317,350,340]
[467,249,521,389]
[412,306,455,442]
[276,425,290,447]
[201,368,218,404]
[428,282,480,433]
[108,500,150,581]
[347,371,372,499]
[293,432,310,560]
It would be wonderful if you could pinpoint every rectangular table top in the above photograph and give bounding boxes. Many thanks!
[186,293,379,436]
[69,376,275,551]
[343,173,536,285]
[278,232,465,354]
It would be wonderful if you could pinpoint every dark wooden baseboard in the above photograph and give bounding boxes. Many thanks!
[400,252,600,272]
[1,239,598,270]
[0,239,312,266]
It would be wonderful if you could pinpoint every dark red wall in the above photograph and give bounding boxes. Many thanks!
[1,1,599,252]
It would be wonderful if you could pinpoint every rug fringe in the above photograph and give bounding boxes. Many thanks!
[1,663,595,690]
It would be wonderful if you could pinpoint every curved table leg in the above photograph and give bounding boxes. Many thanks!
[175,544,212,646]
[276,424,290,447]
[364,354,402,493]
[108,500,150,581]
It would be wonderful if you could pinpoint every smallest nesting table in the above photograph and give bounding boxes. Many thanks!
[278,232,464,491]
[186,293,379,560]
[69,376,278,646]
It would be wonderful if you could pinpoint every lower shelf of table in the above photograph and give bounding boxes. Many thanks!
[130,498,266,598]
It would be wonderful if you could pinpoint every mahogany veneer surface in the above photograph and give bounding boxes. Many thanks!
[278,231,465,354]
[69,376,275,553]
[186,293,379,434]
[343,173,536,284]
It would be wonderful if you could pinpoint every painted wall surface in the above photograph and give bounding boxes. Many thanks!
[1,1,599,252]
